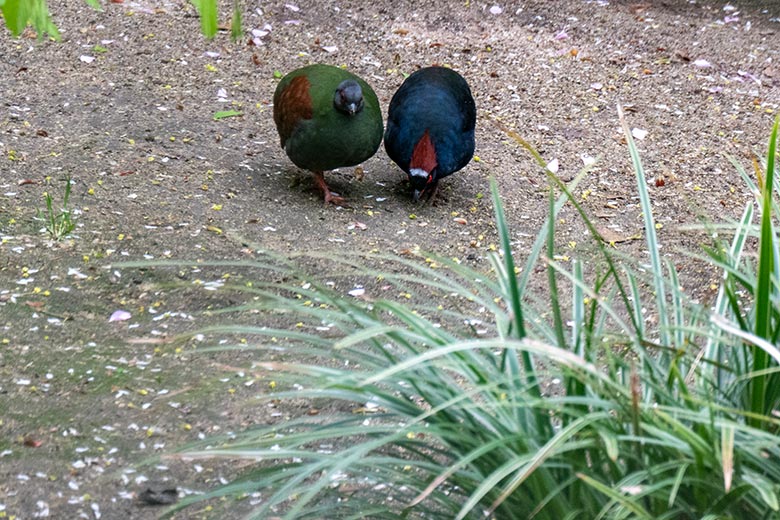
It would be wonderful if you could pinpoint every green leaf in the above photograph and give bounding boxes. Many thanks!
[754,117,778,341]
[744,471,780,511]
[84,0,102,9]
[751,116,779,421]
[577,472,654,519]
[667,463,688,508]
[490,177,524,340]
[596,428,619,462]
[230,0,242,41]
[0,0,61,40]
[212,110,243,120]
[1,0,25,36]
[618,104,669,348]
[703,201,753,387]
[192,0,218,38]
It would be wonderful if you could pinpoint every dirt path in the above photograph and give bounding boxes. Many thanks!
[1,0,779,518]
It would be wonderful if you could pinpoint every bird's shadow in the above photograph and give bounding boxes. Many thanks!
[249,160,468,210]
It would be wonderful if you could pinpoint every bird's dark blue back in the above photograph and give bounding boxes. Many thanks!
[384,67,476,179]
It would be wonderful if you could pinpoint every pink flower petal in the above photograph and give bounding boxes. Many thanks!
[109,310,132,322]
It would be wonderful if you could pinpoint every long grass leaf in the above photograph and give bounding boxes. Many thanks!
[754,123,778,338]
[712,314,780,366]
[667,463,688,508]
[577,472,654,519]
[490,177,525,341]
[703,202,754,386]
[751,116,779,419]
[618,104,670,348]
[484,413,610,516]
[721,424,735,493]
[192,0,218,38]
[547,188,568,353]
[743,471,780,511]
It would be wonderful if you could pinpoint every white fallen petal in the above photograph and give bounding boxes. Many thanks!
[109,310,132,322]
[581,154,596,166]
[36,501,50,517]
[79,55,95,63]
[348,287,365,297]
[693,59,712,68]
[546,158,560,173]
[68,267,88,279]
[321,45,338,53]
[489,5,503,15]
[632,128,648,140]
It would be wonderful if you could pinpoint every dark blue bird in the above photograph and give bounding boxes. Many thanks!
[384,66,476,202]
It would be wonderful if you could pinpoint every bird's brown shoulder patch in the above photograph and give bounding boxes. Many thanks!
[274,75,313,147]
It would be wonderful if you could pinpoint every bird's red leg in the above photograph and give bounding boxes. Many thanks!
[312,171,347,206]
[426,179,443,206]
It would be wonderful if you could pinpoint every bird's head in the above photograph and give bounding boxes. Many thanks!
[334,80,365,116]
[409,130,438,202]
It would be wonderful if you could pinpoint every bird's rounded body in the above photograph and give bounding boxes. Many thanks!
[273,64,383,173]
[384,66,476,201]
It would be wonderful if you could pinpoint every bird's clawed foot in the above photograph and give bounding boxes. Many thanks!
[428,181,447,206]
[323,190,348,207]
[413,179,444,206]
[313,171,348,207]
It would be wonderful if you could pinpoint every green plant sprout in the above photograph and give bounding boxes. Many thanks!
[38,178,76,240]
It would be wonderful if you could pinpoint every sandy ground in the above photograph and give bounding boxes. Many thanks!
[1,0,779,517]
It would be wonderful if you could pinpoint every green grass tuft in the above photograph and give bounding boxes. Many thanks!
[37,177,76,241]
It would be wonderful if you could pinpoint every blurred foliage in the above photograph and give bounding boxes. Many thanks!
[0,0,231,40]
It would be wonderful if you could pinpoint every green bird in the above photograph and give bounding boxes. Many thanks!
[273,64,383,206]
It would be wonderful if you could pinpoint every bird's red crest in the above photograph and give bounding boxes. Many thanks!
[410,130,437,174]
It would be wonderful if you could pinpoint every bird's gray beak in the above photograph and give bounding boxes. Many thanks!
[346,103,357,115]
[412,189,422,202]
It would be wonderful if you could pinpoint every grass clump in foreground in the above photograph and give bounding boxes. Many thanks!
[126,114,780,519]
